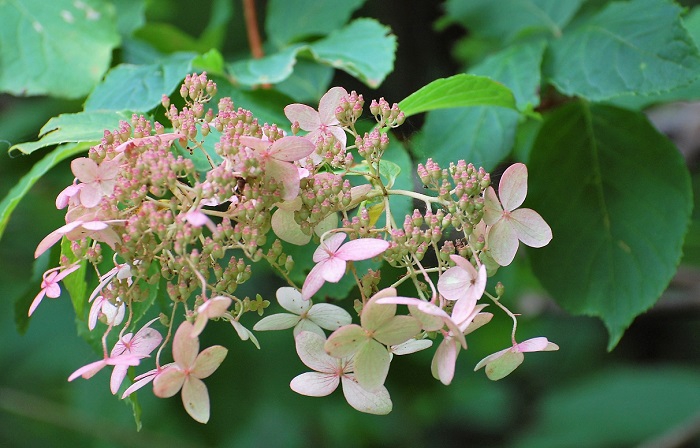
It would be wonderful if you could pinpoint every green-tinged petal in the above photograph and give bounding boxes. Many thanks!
[290,372,339,397]
[361,292,397,330]
[482,186,503,225]
[498,163,528,212]
[191,346,227,379]
[153,366,185,398]
[276,286,311,314]
[510,208,553,248]
[354,340,391,391]
[485,350,524,381]
[295,331,339,372]
[325,324,368,358]
[307,303,352,330]
[173,321,199,368]
[431,337,460,385]
[181,376,210,424]
[253,313,301,331]
[341,375,392,415]
[293,319,326,338]
[487,219,519,266]
[374,316,421,346]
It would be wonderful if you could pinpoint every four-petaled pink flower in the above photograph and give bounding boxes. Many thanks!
[474,337,559,381]
[483,163,552,266]
[109,318,163,394]
[29,265,80,316]
[253,287,351,337]
[291,331,392,415]
[35,220,120,259]
[238,135,315,201]
[71,156,121,208]
[153,321,228,423]
[191,295,232,338]
[284,87,348,148]
[437,254,487,302]
[325,288,420,391]
[302,232,390,300]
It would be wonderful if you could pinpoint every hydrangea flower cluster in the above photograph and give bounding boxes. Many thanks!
[31,73,556,421]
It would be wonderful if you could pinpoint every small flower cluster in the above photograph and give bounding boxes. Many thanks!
[31,73,555,421]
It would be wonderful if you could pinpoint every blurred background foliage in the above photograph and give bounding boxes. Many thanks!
[1,0,700,447]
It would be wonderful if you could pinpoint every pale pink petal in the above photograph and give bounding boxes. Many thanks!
[153,366,185,398]
[510,208,553,248]
[516,337,559,353]
[110,364,129,394]
[498,163,528,212]
[291,372,339,396]
[56,184,81,209]
[353,340,391,391]
[53,264,81,282]
[182,376,210,423]
[44,282,61,299]
[199,296,232,318]
[87,296,105,329]
[191,345,227,379]
[328,126,347,147]
[487,219,519,266]
[253,313,301,331]
[295,331,339,373]
[81,220,109,231]
[390,338,433,355]
[307,303,352,330]
[79,183,103,208]
[271,207,311,245]
[301,263,327,300]
[121,369,158,398]
[269,136,315,162]
[431,337,460,385]
[284,104,321,131]
[173,321,199,368]
[483,186,504,225]
[128,322,162,356]
[485,350,525,381]
[318,87,347,125]
[315,233,346,261]
[99,158,121,180]
[266,159,301,201]
[336,238,390,261]
[34,221,83,258]
[276,287,311,314]
[71,158,98,183]
[373,316,421,346]
[68,359,107,381]
[341,375,392,415]
[325,324,368,359]
[238,135,270,152]
[318,257,347,283]
[437,265,470,301]
[28,290,47,317]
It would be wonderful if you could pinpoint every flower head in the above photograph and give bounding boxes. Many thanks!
[253,287,352,337]
[483,163,552,266]
[475,337,559,380]
[109,318,162,394]
[302,233,390,300]
[291,331,392,415]
[153,321,227,423]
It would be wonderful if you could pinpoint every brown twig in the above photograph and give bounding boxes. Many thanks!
[242,0,265,59]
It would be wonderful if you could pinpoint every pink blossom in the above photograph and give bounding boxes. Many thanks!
[109,318,163,394]
[121,365,171,399]
[191,295,232,338]
[28,265,80,316]
[483,163,552,266]
[291,331,392,415]
[183,209,216,233]
[474,337,559,381]
[55,183,82,209]
[284,87,348,148]
[153,321,227,423]
[437,255,487,302]
[68,353,145,382]
[302,232,390,300]
[71,156,121,208]
[253,287,351,337]
[239,135,315,201]
[325,288,420,391]
[34,220,120,259]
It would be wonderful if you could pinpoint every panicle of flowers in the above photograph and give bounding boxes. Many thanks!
[29,72,556,422]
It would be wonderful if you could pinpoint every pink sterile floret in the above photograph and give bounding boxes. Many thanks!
[302,232,390,300]
[109,318,162,394]
[70,156,121,208]
[28,265,81,316]
[284,87,348,148]
[474,337,559,381]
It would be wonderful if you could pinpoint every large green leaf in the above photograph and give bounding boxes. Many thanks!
[515,367,700,448]
[265,0,366,47]
[228,45,304,86]
[84,52,196,112]
[399,74,516,118]
[444,0,584,42]
[61,237,88,317]
[546,0,700,101]
[0,0,119,98]
[0,142,91,242]
[9,111,131,156]
[527,103,692,349]
[412,107,518,173]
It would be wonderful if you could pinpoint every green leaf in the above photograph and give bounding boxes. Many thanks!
[412,107,519,172]
[308,18,396,89]
[545,0,700,101]
[266,0,366,47]
[129,261,161,331]
[0,0,120,98]
[275,60,334,102]
[527,103,692,349]
[0,142,90,242]
[399,74,517,118]
[515,367,700,448]
[61,237,88,317]
[9,111,131,155]
[113,0,146,37]
[444,0,583,42]
[85,52,196,112]
[470,40,547,110]
[193,49,226,77]
[132,22,203,53]
[228,45,304,86]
